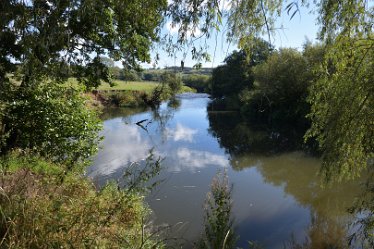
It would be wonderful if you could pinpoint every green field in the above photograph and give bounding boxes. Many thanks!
[99,80,159,92]
[65,78,195,93]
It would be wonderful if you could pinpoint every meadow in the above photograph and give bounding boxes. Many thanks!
[65,78,195,93]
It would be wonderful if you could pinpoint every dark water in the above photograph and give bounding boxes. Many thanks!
[88,93,364,248]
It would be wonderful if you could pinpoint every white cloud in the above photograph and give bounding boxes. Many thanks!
[89,124,152,177]
[172,147,229,171]
[165,123,198,142]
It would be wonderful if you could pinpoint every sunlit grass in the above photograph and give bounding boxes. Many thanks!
[0,152,165,248]
[65,78,195,93]
[99,80,159,92]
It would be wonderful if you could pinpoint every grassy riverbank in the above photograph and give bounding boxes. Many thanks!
[0,152,164,248]
[65,78,195,93]
[66,78,195,109]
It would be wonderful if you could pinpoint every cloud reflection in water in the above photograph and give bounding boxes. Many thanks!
[171,147,229,172]
[165,123,198,142]
[89,124,152,177]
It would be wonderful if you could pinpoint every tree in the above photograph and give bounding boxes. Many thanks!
[305,0,374,181]
[122,69,142,81]
[0,0,168,164]
[1,0,372,177]
[183,74,210,93]
[211,39,273,98]
[0,0,167,87]
[0,83,102,167]
[160,72,183,96]
[243,48,311,128]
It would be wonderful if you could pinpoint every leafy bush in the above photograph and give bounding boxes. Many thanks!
[182,74,211,93]
[0,82,101,167]
[122,69,142,81]
[210,39,273,99]
[0,153,165,249]
[99,90,148,107]
[196,171,237,249]
[160,72,183,96]
[142,70,162,81]
[242,48,312,129]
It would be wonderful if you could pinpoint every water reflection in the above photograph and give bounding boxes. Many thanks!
[348,169,374,248]
[166,123,198,142]
[174,147,229,172]
[206,106,370,248]
[89,94,369,248]
[88,119,153,179]
[230,152,364,248]
[207,108,312,156]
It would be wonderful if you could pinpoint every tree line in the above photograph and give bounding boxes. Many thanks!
[0,0,372,247]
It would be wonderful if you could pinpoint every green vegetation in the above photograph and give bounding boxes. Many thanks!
[1,0,373,248]
[0,152,164,248]
[98,81,194,108]
[0,83,101,166]
[65,78,158,92]
[182,74,211,93]
[0,1,169,248]
[64,78,195,108]
[210,36,372,182]
[242,48,315,129]
[97,80,160,92]
[196,171,237,249]
[66,78,194,93]
[211,40,273,100]
[306,34,374,182]
[160,72,183,96]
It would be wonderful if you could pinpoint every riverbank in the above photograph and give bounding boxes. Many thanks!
[81,79,196,110]
[0,152,165,248]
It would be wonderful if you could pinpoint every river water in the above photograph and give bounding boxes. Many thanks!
[88,93,364,248]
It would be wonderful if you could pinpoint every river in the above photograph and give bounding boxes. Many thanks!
[88,93,365,249]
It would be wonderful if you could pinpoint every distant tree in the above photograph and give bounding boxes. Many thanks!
[109,66,123,80]
[211,39,273,98]
[160,72,183,96]
[99,57,115,68]
[183,74,210,93]
[241,48,311,129]
[122,69,141,81]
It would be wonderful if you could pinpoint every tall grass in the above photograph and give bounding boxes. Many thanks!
[0,152,165,249]
[196,171,238,249]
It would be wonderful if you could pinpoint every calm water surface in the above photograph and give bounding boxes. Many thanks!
[88,93,363,248]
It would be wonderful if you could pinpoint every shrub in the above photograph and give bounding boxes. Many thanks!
[160,72,183,96]
[99,91,148,107]
[242,48,311,129]
[0,153,165,249]
[196,171,237,249]
[0,82,101,168]
[182,74,211,93]
[122,69,142,81]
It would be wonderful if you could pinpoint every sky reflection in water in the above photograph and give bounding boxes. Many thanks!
[88,94,363,249]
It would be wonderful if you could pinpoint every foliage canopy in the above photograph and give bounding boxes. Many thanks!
[0,0,373,178]
[211,39,273,98]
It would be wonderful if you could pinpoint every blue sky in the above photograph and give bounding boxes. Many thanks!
[140,2,320,69]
